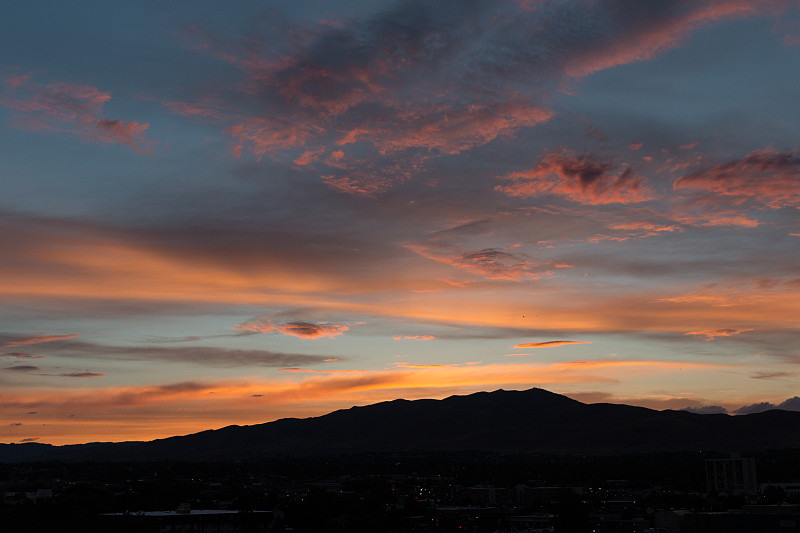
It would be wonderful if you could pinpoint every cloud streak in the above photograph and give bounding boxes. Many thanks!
[0,335,341,368]
[404,243,544,281]
[234,318,351,339]
[0,333,80,349]
[684,328,753,341]
[513,340,592,349]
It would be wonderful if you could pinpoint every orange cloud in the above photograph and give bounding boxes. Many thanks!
[496,151,652,205]
[393,335,435,341]
[3,213,799,342]
[514,340,592,349]
[685,328,754,341]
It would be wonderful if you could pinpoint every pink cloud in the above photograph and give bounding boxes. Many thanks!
[159,0,791,200]
[393,335,435,341]
[4,73,31,90]
[563,2,779,78]
[94,119,150,151]
[674,148,800,209]
[0,333,80,349]
[594,221,682,243]
[679,141,700,150]
[361,99,553,156]
[165,7,563,194]
[0,74,152,153]
[496,151,652,205]
[319,154,425,197]
[608,222,680,235]
[229,118,321,160]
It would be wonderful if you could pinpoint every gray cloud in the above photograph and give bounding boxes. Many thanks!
[682,405,728,415]
[777,396,800,410]
[750,371,796,381]
[5,365,40,372]
[57,372,105,378]
[734,402,777,415]
[3,337,341,368]
[2,352,45,359]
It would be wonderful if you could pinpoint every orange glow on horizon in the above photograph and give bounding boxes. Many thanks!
[1,359,738,445]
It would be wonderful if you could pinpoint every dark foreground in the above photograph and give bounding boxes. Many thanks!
[3,450,800,532]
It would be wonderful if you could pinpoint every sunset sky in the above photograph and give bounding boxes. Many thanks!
[2,0,800,445]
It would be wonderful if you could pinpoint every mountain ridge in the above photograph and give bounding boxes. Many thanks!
[3,388,799,462]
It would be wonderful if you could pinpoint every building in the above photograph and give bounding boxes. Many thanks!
[705,456,757,495]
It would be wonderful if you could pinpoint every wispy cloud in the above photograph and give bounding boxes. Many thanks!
[0,73,152,153]
[0,333,80,349]
[685,328,753,341]
[165,0,786,195]
[404,243,544,281]
[750,371,796,380]
[674,148,800,209]
[561,1,777,78]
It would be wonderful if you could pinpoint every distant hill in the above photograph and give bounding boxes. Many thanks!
[3,388,800,462]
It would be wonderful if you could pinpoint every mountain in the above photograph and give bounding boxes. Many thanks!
[3,388,800,462]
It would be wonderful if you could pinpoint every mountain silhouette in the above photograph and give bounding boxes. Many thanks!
[3,388,799,462]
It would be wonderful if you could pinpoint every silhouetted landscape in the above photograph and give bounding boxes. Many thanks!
[4,388,800,462]
[4,388,800,532]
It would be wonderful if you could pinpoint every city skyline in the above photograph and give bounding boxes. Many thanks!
[2,0,800,445]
